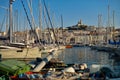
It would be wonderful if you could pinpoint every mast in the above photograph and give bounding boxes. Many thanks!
[9,0,15,43]
[98,14,102,43]
[98,14,102,28]
[108,5,110,28]
[21,0,44,50]
[38,0,42,40]
[112,10,115,39]
[15,9,18,32]
[6,9,9,34]
[106,1,110,43]
[43,6,53,44]
[29,0,34,29]
[43,0,59,47]
[61,15,64,44]
[98,14,100,44]
[51,12,56,45]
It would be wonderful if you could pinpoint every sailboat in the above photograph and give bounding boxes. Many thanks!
[0,0,64,60]
[0,0,27,49]
[0,0,42,60]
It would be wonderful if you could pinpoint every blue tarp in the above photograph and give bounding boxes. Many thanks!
[108,40,120,45]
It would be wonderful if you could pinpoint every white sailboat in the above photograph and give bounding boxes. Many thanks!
[0,0,41,59]
[0,0,24,49]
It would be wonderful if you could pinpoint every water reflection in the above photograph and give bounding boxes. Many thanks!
[58,47,111,66]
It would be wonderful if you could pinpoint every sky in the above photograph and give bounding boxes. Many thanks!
[0,0,120,31]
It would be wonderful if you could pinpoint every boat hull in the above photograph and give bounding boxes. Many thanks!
[66,45,72,48]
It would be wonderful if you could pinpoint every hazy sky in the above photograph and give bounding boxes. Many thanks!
[0,0,120,31]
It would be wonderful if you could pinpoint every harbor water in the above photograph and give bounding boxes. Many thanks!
[58,47,113,66]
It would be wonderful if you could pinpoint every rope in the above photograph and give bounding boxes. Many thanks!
[23,47,29,61]
[0,15,6,32]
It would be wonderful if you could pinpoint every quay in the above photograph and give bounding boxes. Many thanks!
[90,45,120,56]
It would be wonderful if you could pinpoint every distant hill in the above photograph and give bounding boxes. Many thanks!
[67,24,88,30]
